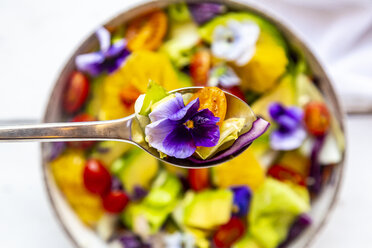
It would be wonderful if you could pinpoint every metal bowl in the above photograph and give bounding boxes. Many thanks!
[41,1,346,247]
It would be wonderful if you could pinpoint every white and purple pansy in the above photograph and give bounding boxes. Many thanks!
[75,27,130,76]
[145,93,220,159]
[211,20,260,66]
[269,102,306,151]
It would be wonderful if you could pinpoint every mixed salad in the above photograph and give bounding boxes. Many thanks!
[48,2,345,248]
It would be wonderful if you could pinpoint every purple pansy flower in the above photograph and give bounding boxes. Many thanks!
[75,27,130,76]
[145,93,220,159]
[269,102,306,151]
[231,186,252,217]
[188,3,226,25]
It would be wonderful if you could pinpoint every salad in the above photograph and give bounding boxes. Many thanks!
[48,2,345,248]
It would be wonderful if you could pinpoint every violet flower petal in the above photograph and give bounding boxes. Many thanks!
[269,102,286,120]
[149,93,185,122]
[96,27,111,53]
[231,186,252,217]
[169,97,200,122]
[104,39,126,58]
[188,3,226,25]
[287,106,303,122]
[190,109,220,147]
[309,135,326,194]
[187,118,270,164]
[276,115,299,133]
[145,118,178,152]
[278,214,312,248]
[163,125,196,159]
[75,52,105,76]
[270,127,306,151]
[131,186,148,201]
[48,142,66,161]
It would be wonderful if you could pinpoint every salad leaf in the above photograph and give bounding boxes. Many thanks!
[167,3,192,22]
[139,81,168,115]
[248,178,310,248]
[195,118,246,160]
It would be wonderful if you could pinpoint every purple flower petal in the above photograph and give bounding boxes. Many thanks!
[231,186,252,217]
[104,39,126,58]
[188,3,226,25]
[309,135,326,193]
[186,118,270,165]
[287,106,303,122]
[169,97,200,122]
[269,102,286,121]
[111,176,123,191]
[48,142,66,161]
[163,125,196,159]
[96,27,111,53]
[190,109,220,147]
[278,214,312,248]
[270,127,306,151]
[149,93,185,122]
[145,118,178,152]
[131,186,148,201]
[75,52,104,76]
[276,115,298,133]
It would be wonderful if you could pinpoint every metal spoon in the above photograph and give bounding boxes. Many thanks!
[0,87,256,168]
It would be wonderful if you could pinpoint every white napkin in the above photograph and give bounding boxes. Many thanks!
[253,0,372,113]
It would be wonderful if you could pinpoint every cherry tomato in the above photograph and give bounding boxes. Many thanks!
[188,168,210,191]
[119,85,142,108]
[221,86,246,102]
[213,217,246,248]
[188,87,227,125]
[63,71,90,114]
[83,159,111,196]
[125,11,167,51]
[190,50,211,86]
[304,101,330,136]
[102,190,129,213]
[267,164,306,186]
[67,114,97,149]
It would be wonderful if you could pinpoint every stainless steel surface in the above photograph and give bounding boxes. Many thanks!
[40,0,346,248]
[0,86,253,168]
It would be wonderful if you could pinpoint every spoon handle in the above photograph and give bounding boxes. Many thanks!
[0,116,133,142]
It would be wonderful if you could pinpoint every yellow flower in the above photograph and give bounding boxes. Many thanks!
[50,149,103,226]
[232,32,288,93]
[99,50,182,120]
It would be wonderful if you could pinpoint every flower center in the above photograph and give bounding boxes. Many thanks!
[185,120,194,129]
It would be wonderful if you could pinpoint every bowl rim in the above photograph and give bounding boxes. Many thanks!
[41,0,347,247]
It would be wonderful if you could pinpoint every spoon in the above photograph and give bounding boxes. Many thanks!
[0,87,259,168]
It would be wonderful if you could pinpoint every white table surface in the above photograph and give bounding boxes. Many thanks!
[0,0,371,247]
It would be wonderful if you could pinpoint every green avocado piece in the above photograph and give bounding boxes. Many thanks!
[167,2,192,22]
[90,141,132,166]
[251,74,296,121]
[121,172,182,233]
[139,81,168,115]
[118,148,159,194]
[198,12,287,49]
[184,189,233,230]
[233,234,261,248]
[248,178,310,248]
[159,21,200,68]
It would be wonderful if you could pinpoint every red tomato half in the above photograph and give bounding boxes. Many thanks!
[63,71,90,114]
[102,190,129,213]
[67,114,97,149]
[213,217,246,248]
[83,159,111,196]
[221,86,246,102]
[188,168,210,191]
[267,164,306,186]
[190,50,211,86]
[304,101,330,136]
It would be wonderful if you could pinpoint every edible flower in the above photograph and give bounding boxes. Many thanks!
[145,93,220,159]
[269,102,306,151]
[208,64,240,88]
[211,20,260,66]
[75,27,130,76]
[188,3,226,25]
[231,186,252,217]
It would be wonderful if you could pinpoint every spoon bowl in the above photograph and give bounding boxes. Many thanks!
[0,87,261,168]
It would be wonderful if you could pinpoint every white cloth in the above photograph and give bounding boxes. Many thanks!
[255,0,372,113]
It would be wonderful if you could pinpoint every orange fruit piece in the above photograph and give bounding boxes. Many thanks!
[189,87,227,125]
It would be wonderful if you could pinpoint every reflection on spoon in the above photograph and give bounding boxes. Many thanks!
[0,87,269,168]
